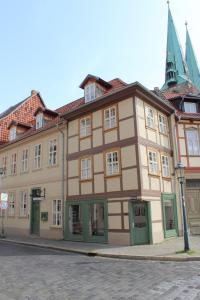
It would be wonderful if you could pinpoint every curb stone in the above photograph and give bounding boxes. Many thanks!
[1,238,200,262]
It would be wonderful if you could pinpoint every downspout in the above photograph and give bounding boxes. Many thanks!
[56,121,66,239]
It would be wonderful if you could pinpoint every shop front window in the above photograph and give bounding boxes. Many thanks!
[89,203,104,237]
[164,200,175,230]
[69,204,82,235]
[162,194,177,238]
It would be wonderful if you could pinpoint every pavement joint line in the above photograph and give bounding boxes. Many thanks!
[1,238,200,262]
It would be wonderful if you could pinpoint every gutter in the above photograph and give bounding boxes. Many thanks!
[56,121,66,239]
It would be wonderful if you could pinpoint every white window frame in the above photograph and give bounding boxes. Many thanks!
[52,199,62,226]
[159,114,168,134]
[9,127,16,141]
[80,116,91,138]
[85,83,96,102]
[49,139,57,166]
[19,191,28,217]
[21,149,28,173]
[161,155,170,177]
[8,193,15,217]
[148,150,158,175]
[2,156,7,176]
[11,153,17,175]
[104,106,117,130]
[186,130,200,155]
[36,113,43,129]
[106,151,120,176]
[34,144,42,169]
[145,106,154,129]
[81,157,92,180]
[184,102,197,113]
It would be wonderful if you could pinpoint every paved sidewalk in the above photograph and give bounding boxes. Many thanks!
[1,234,200,261]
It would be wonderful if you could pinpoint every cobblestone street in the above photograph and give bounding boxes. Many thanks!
[1,241,200,300]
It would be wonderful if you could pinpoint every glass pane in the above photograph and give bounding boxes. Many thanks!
[133,204,146,228]
[89,203,104,237]
[69,205,82,235]
[164,200,175,230]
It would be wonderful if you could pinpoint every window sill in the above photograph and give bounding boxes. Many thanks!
[145,125,156,132]
[159,131,169,137]
[50,225,62,229]
[32,167,43,172]
[47,164,59,169]
[105,173,121,179]
[80,178,93,182]
[80,134,92,140]
[162,176,171,181]
[104,126,118,133]
[148,172,160,178]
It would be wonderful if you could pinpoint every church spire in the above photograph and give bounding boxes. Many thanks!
[185,23,200,92]
[161,4,190,90]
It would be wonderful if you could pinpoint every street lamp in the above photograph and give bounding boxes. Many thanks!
[175,162,190,252]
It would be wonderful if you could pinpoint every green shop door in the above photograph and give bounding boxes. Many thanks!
[162,193,178,238]
[31,200,40,235]
[131,202,149,245]
[65,200,108,243]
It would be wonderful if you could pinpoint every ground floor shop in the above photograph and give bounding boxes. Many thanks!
[64,193,178,245]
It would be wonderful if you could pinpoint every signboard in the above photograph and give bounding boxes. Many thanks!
[0,193,8,210]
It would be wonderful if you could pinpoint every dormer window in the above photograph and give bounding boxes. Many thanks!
[36,113,43,129]
[9,127,16,141]
[85,83,95,102]
[184,102,197,113]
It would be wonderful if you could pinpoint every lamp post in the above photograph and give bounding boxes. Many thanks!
[175,162,190,252]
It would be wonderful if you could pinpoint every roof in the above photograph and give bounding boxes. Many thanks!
[8,120,33,130]
[0,98,27,119]
[34,107,59,117]
[79,74,112,89]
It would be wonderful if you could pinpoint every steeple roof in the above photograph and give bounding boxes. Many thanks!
[185,26,200,92]
[161,7,190,90]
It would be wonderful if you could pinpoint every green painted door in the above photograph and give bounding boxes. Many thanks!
[162,193,178,238]
[31,200,40,235]
[132,202,149,245]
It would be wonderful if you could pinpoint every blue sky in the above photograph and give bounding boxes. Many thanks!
[1,0,200,112]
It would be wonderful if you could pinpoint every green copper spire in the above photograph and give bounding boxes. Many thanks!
[162,5,190,90]
[185,23,200,92]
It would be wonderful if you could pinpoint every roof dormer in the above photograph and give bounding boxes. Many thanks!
[79,74,112,103]
[34,107,58,129]
[8,121,32,141]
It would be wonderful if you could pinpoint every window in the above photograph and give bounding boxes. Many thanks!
[2,156,7,176]
[104,106,117,130]
[80,117,91,138]
[81,157,92,180]
[52,200,62,226]
[106,151,119,176]
[34,144,42,169]
[36,113,43,129]
[148,151,158,175]
[159,114,168,134]
[49,139,57,166]
[186,130,200,155]
[145,107,154,128]
[8,193,15,217]
[9,127,16,141]
[21,149,28,172]
[184,102,197,113]
[161,155,170,177]
[11,153,17,175]
[85,83,96,102]
[19,191,28,217]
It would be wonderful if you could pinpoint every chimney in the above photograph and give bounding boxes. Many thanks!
[31,90,38,96]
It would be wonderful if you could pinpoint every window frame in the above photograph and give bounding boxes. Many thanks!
[184,102,197,113]
[8,192,15,217]
[9,127,16,141]
[104,105,117,131]
[52,199,62,226]
[36,113,43,129]
[161,155,170,178]
[34,144,42,169]
[19,191,28,217]
[79,115,92,138]
[105,149,120,177]
[10,153,17,176]
[159,114,168,135]
[148,149,159,176]
[2,156,7,177]
[145,106,155,129]
[186,129,200,156]
[48,139,57,166]
[80,156,92,181]
[84,83,96,102]
[21,148,29,173]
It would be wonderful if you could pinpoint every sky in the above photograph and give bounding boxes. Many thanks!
[1,0,200,112]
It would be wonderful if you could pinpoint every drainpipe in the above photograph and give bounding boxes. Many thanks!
[56,121,66,239]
